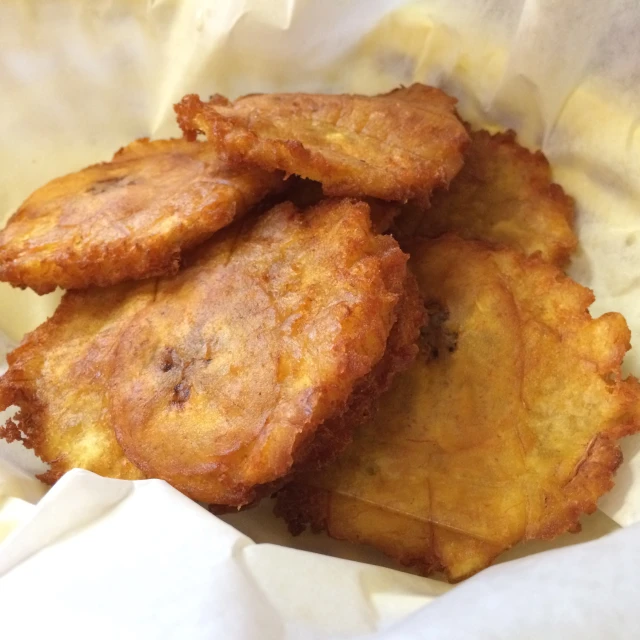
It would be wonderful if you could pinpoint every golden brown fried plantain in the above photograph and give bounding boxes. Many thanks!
[1,198,410,505]
[0,283,149,483]
[295,271,425,472]
[276,235,640,581]
[283,177,402,234]
[110,199,408,506]
[392,129,577,265]
[175,84,469,203]
[211,271,424,515]
[0,138,283,294]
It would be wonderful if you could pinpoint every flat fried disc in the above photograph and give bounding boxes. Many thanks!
[392,129,577,265]
[175,84,469,202]
[1,198,410,506]
[109,199,408,505]
[276,236,640,581]
[0,138,283,293]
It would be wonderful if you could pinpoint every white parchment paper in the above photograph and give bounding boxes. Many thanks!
[1,1,640,637]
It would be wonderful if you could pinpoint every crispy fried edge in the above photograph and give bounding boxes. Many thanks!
[275,239,640,580]
[174,89,469,202]
[292,270,424,472]
[0,139,283,294]
[392,129,577,267]
[214,269,424,515]
[471,129,577,266]
[0,290,146,483]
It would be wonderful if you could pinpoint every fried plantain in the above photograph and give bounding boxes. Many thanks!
[283,177,402,234]
[109,199,409,505]
[1,198,411,506]
[0,282,149,483]
[295,271,425,473]
[0,138,283,294]
[175,84,469,203]
[392,130,577,265]
[276,235,640,581]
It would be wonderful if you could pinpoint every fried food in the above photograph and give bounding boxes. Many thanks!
[296,271,424,472]
[1,198,410,506]
[110,199,409,505]
[0,138,283,294]
[392,130,577,265]
[209,271,424,517]
[276,235,640,581]
[283,177,402,234]
[175,84,469,203]
[0,283,149,483]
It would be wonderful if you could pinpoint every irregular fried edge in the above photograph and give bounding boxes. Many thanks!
[239,202,413,497]
[0,138,284,294]
[392,129,577,267]
[275,240,640,580]
[212,269,424,515]
[105,199,410,506]
[0,288,146,483]
[294,270,424,472]
[275,377,640,580]
[174,87,469,202]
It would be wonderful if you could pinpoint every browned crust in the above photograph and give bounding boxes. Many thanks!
[0,284,148,482]
[0,138,284,294]
[292,270,424,472]
[392,129,578,266]
[101,198,409,505]
[275,236,640,581]
[531,376,640,541]
[213,270,424,513]
[174,85,469,203]
[274,483,331,536]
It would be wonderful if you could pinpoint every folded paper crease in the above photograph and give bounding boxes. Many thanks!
[1,0,639,637]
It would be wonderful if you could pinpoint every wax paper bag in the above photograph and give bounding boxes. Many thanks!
[1,1,640,637]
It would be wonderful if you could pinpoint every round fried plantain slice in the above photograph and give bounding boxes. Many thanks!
[0,138,283,294]
[0,283,150,483]
[102,198,408,505]
[392,129,577,265]
[0,199,408,502]
[275,235,640,581]
[175,84,469,203]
